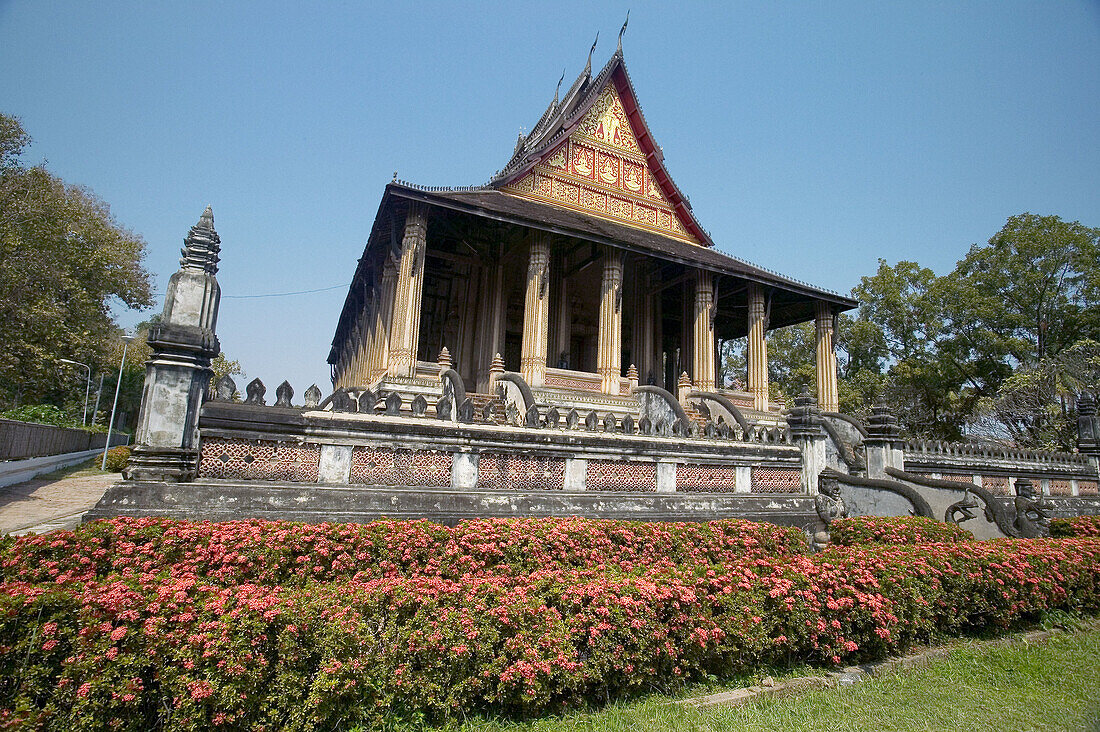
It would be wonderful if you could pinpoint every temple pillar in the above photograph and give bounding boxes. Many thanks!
[597,248,623,395]
[369,258,397,381]
[475,262,505,392]
[692,270,715,392]
[553,270,570,369]
[634,265,656,387]
[815,301,839,413]
[747,282,769,412]
[387,203,428,378]
[520,232,550,387]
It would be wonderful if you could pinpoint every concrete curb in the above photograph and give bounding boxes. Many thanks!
[676,620,1100,709]
[0,449,103,489]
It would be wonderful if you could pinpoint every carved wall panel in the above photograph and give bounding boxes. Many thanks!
[749,466,801,494]
[478,454,565,491]
[198,437,320,482]
[675,463,738,493]
[349,446,451,487]
[586,459,656,492]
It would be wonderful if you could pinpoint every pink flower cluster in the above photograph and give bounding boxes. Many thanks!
[829,515,973,545]
[1051,515,1100,538]
[0,516,1097,730]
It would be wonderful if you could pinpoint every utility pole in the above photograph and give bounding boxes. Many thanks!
[102,335,132,470]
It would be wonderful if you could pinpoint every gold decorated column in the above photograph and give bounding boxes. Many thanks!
[692,270,716,391]
[520,232,551,387]
[387,203,428,378]
[597,247,624,394]
[369,257,398,381]
[747,282,769,412]
[815,301,839,412]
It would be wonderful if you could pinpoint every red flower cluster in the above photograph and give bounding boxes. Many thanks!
[829,515,973,546]
[1051,515,1100,538]
[1,516,1097,730]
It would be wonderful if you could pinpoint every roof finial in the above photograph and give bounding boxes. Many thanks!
[617,10,629,55]
[553,68,565,105]
[584,31,599,76]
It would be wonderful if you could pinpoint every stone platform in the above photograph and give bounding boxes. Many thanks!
[84,480,818,527]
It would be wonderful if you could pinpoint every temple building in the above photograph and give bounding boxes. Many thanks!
[328,40,856,422]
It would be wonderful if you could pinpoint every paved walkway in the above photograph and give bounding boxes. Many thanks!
[0,470,120,535]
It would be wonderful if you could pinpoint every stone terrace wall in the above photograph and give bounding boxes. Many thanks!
[195,396,803,496]
[902,438,1099,497]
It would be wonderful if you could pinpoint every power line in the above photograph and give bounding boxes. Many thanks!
[150,284,346,300]
[224,284,345,299]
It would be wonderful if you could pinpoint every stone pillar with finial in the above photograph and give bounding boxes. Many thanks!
[627,364,639,392]
[788,388,826,495]
[437,346,452,377]
[488,353,505,394]
[125,207,222,482]
[864,402,904,479]
[1078,391,1100,478]
[677,371,693,407]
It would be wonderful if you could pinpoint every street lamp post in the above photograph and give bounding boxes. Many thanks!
[102,335,133,470]
[58,358,92,426]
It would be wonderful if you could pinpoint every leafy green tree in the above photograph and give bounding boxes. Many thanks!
[948,214,1100,366]
[0,113,153,407]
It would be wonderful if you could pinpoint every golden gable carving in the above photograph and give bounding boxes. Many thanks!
[502,83,699,244]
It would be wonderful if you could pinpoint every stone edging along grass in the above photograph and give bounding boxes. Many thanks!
[674,619,1100,709]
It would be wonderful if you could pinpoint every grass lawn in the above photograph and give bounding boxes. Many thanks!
[458,625,1100,732]
[36,457,113,481]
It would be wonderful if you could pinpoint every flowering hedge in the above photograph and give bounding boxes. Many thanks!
[828,515,973,546]
[1,517,1098,730]
[1050,515,1100,538]
[0,516,805,586]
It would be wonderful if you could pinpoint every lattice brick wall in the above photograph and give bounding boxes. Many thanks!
[981,475,1011,496]
[750,466,801,494]
[586,460,656,492]
[1050,479,1073,496]
[478,454,565,491]
[676,463,738,493]
[1079,481,1098,496]
[349,447,451,487]
[935,473,976,485]
[198,437,320,482]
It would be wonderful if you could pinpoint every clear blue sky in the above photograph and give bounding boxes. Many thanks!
[3,1,1098,394]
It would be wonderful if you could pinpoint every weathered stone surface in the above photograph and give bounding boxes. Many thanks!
[215,375,236,401]
[303,384,322,409]
[318,445,353,484]
[358,390,377,413]
[566,409,580,430]
[244,378,266,406]
[86,480,821,527]
[525,405,541,428]
[275,381,294,408]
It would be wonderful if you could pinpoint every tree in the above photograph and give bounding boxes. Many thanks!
[948,214,1100,367]
[0,113,153,407]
